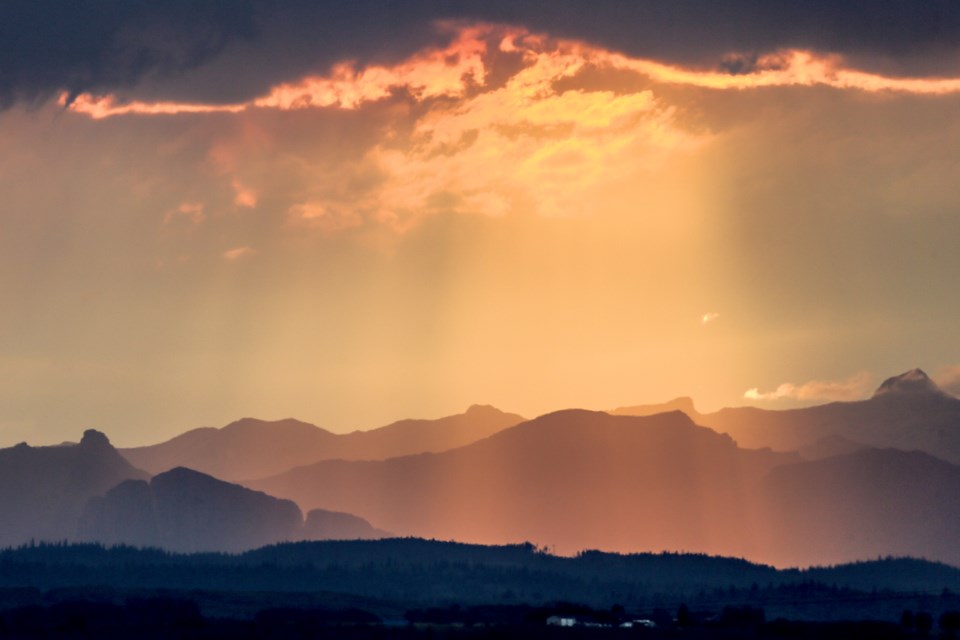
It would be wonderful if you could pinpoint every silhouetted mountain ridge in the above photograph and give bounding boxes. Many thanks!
[873,368,946,398]
[5,372,960,567]
[249,409,798,559]
[0,430,147,547]
[79,466,389,552]
[615,368,960,464]
[121,406,524,481]
[611,397,699,418]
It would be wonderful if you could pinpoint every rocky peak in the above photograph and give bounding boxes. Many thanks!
[872,369,942,398]
[79,429,112,449]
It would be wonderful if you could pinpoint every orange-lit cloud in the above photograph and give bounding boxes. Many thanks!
[701,312,720,325]
[57,23,960,240]
[288,202,363,233]
[744,371,873,402]
[358,32,699,229]
[62,92,244,119]
[254,24,491,110]
[231,179,257,208]
[607,49,960,94]
[62,26,960,123]
[222,246,256,261]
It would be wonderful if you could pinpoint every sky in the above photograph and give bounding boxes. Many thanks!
[3,1,960,446]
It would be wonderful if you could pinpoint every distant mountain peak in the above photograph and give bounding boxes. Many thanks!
[159,466,209,481]
[79,429,111,449]
[609,396,699,419]
[665,397,697,413]
[465,404,502,414]
[872,368,943,398]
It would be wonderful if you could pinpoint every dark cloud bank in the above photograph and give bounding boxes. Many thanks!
[3,0,960,107]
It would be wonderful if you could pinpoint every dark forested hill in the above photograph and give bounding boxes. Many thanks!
[0,540,958,622]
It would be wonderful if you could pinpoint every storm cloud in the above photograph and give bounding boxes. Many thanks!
[4,0,960,108]
[0,0,258,107]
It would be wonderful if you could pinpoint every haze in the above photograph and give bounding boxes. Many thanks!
[3,2,960,446]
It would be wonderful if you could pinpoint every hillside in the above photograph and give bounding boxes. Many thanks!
[1,540,959,623]
[757,448,960,566]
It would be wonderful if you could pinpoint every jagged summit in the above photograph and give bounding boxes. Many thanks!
[872,368,943,398]
[79,429,111,448]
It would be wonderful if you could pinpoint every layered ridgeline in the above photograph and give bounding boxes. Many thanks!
[248,407,960,567]
[0,430,147,547]
[78,467,389,553]
[121,405,524,481]
[5,372,960,565]
[613,369,960,463]
[249,410,799,561]
[78,467,303,553]
[0,434,387,552]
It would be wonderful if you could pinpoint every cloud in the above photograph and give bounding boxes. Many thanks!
[701,312,720,325]
[6,1,960,111]
[933,365,960,397]
[222,246,256,261]
[609,49,960,94]
[253,23,489,111]
[45,22,960,249]
[163,202,205,225]
[0,0,257,108]
[288,203,364,233]
[744,371,874,402]
[473,1,960,77]
[105,25,703,238]
[63,93,244,119]
[60,21,960,243]
[231,179,257,208]
[351,29,706,231]
[63,32,960,121]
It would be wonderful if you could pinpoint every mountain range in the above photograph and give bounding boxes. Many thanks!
[78,467,304,552]
[0,433,389,552]
[243,401,960,566]
[613,369,960,463]
[1,369,958,568]
[120,404,524,481]
[248,409,799,559]
[79,466,390,552]
[0,430,146,547]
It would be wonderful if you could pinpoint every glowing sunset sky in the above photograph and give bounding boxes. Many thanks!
[3,1,960,446]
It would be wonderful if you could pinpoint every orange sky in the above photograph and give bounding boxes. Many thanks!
[3,22,960,446]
